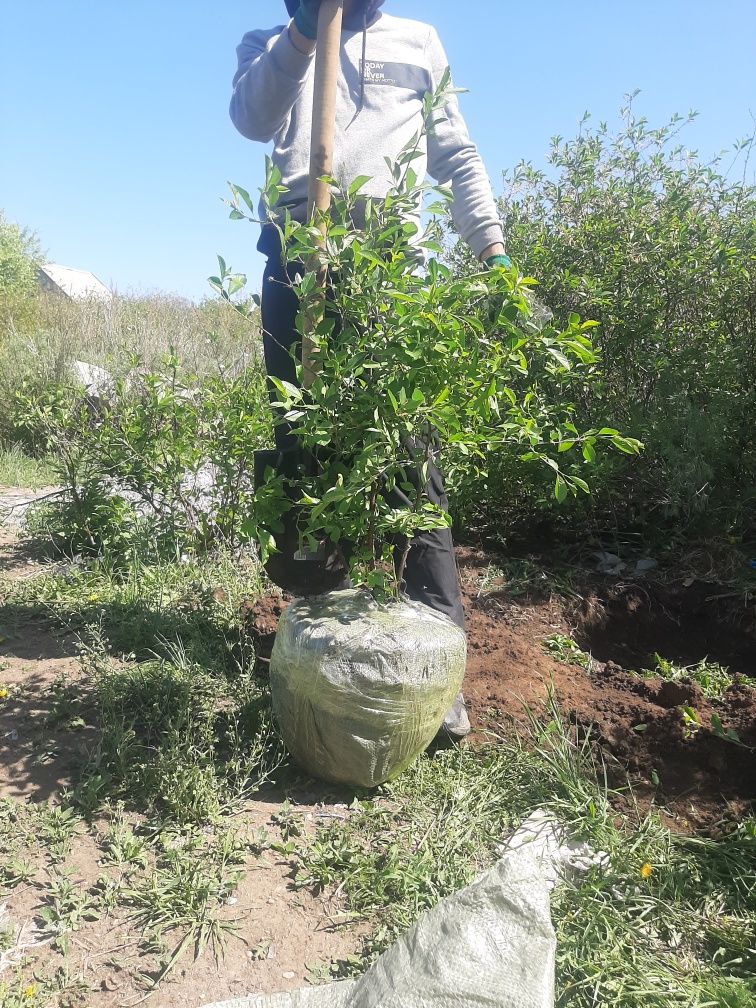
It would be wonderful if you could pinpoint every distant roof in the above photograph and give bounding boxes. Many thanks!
[38,262,112,301]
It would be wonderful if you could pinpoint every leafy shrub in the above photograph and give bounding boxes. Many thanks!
[0,211,41,329]
[221,79,638,592]
[449,97,756,542]
[15,358,272,561]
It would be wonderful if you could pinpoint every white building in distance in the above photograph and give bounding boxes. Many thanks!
[38,262,113,302]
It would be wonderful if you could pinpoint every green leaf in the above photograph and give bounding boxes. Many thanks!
[571,476,590,494]
[348,175,372,196]
[612,436,643,455]
[269,377,302,401]
[230,183,255,212]
[227,274,247,296]
[546,347,572,370]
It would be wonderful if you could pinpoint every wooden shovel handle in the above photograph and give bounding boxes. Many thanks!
[302,0,343,388]
[307,0,344,221]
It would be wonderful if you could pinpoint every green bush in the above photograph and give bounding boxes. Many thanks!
[220,79,637,592]
[449,97,756,544]
[0,211,41,329]
[15,359,272,561]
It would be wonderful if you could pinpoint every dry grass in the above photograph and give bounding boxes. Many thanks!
[1,292,262,391]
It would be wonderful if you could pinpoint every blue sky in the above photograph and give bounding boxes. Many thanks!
[2,1,754,301]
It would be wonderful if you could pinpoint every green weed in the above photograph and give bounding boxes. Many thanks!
[0,800,42,889]
[34,804,81,863]
[0,966,88,1008]
[43,677,85,732]
[99,809,148,869]
[122,826,248,987]
[38,869,103,954]
[644,654,756,701]
[2,551,281,821]
[543,633,593,669]
[306,955,365,983]
[0,975,45,1008]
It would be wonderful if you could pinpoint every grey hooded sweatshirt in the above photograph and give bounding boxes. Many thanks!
[229,3,504,259]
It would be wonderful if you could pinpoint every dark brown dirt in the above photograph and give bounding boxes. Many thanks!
[573,580,756,674]
[241,591,292,667]
[244,547,756,829]
[458,551,756,828]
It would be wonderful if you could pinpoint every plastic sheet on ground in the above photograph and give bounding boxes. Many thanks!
[269,589,466,787]
[201,810,603,1008]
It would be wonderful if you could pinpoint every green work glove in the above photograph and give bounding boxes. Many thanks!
[484,253,513,270]
[293,0,322,40]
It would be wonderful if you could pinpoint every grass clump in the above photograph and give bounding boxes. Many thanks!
[0,442,56,490]
[80,640,282,823]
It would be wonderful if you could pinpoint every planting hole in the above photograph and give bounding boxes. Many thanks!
[574,582,756,677]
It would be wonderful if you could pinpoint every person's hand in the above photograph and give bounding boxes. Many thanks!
[484,253,512,270]
[293,0,322,40]
[483,254,554,327]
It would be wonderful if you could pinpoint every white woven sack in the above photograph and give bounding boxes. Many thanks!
[202,841,555,1008]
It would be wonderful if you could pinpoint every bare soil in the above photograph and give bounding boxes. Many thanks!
[455,549,755,828]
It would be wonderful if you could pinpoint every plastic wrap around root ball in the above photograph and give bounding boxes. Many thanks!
[269,589,466,787]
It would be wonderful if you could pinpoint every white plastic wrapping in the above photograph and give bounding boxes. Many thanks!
[202,837,556,1008]
[269,589,466,787]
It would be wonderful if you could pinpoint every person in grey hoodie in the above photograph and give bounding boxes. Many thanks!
[230,0,510,740]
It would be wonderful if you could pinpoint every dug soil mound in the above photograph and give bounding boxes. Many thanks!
[458,551,755,827]
[241,591,292,667]
[245,548,755,828]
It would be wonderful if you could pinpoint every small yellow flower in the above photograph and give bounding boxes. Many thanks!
[24,984,37,998]
[87,593,100,602]
[0,687,8,700]
[640,862,653,879]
